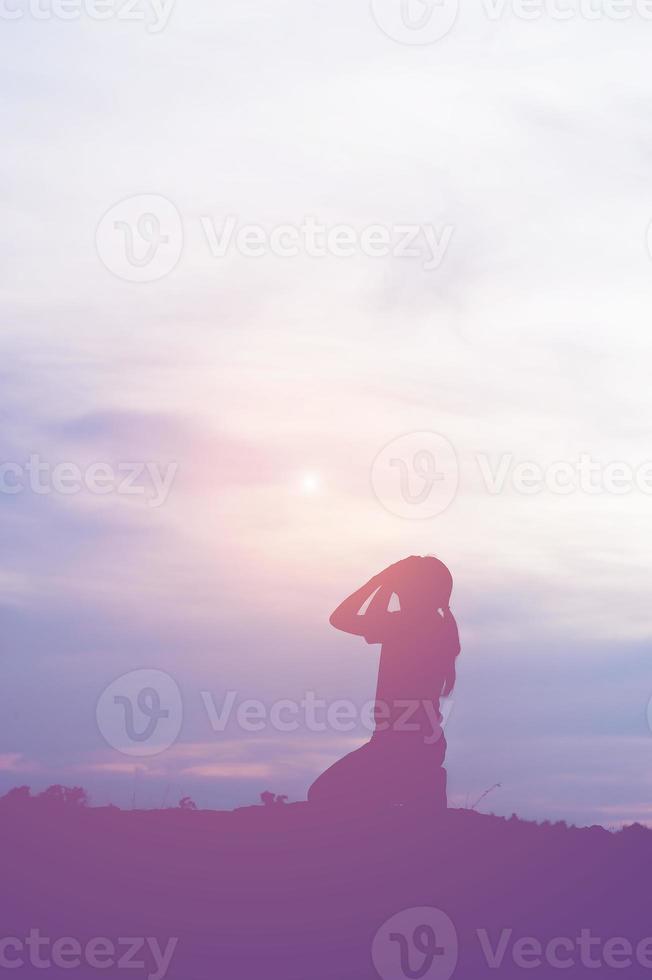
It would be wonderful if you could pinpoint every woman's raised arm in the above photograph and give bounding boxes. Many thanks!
[329,574,390,636]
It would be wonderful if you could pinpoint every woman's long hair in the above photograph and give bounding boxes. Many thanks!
[391,556,459,688]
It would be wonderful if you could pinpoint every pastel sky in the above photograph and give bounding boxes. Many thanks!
[2,0,652,826]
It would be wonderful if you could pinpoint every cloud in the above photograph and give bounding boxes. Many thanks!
[2,0,652,825]
[0,754,38,773]
[181,764,275,779]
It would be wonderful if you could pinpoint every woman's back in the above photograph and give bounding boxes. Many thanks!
[366,608,459,734]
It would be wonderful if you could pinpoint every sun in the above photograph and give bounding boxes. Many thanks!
[299,472,322,494]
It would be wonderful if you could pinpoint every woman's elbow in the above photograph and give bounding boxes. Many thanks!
[329,610,346,630]
[330,611,362,635]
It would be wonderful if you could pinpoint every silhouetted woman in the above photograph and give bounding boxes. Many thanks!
[308,555,460,810]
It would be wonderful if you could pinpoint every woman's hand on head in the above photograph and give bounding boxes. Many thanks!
[376,556,421,584]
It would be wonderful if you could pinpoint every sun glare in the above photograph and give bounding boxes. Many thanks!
[299,472,321,494]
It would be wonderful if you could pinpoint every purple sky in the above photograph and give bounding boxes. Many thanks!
[2,0,652,826]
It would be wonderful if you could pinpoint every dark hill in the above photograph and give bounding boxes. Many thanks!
[2,792,651,978]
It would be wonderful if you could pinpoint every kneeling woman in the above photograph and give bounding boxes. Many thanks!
[308,555,460,811]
